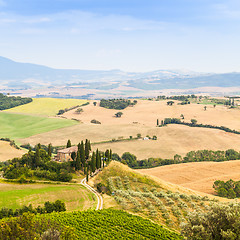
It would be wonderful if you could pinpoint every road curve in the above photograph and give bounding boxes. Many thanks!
[81,178,103,210]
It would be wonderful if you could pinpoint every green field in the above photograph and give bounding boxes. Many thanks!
[46,209,183,239]
[0,112,78,139]
[5,98,88,116]
[0,183,96,211]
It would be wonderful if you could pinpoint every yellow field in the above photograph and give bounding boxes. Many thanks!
[0,141,25,162]
[137,160,240,195]
[21,99,240,159]
[5,98,88,116]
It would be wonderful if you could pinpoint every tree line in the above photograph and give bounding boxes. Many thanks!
[2,139,112,182]
[158,117,240,135]
[0,93,32,110]
[0,200,66,220]
[113,149,240,169]
[100,99,137,110]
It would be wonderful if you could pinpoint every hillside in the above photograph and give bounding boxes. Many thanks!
[0,112,78,140]
[1,56,240,98]
[21,99,240,159]
[91,161,226,230]
[0,183,95,211]
[0,141,25,162]
[137,160,240,195]
[5,98,88,116]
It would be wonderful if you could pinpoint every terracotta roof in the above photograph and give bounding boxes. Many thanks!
[57,146,78,154]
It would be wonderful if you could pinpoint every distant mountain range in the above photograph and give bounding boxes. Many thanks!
[0,56,239,97]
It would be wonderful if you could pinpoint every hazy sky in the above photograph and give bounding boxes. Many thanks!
[0,0,239,72]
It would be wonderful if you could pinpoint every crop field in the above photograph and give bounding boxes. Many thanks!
[11,98,240,159]
[0,112,78,140]
[45,209,183,239]
[5,98,88,116]
[138,160,240,195]
[92,161,223,230]
[0,141,25,162]
[0,183,96,211]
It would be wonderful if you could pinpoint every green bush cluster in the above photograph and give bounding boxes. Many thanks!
[213,179,240,199]
[100,98,137,110]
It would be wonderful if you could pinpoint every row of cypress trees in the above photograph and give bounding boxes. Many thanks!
[66,139,112,181]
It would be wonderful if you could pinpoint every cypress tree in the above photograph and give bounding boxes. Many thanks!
[99,152,102,169]
[80,141,85,169]
[34,145,40,168]
[67,139,71,148]
[110,149,112,159]
[157,119,159,126]
[76,151,81,170]
[96,149,100,169]
[47,143,52,157]
[88,139,91,151]
[86,165,89,182]
[77,142,81,151]
[37,143,41,149]
[91,152,96,173]
[85,139,89,160]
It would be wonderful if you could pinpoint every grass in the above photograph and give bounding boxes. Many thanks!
[0,183,96,211]
[5,98,88,116]
[0,112,78,139]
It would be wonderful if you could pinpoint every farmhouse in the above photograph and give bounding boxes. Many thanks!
[56,146,78,162]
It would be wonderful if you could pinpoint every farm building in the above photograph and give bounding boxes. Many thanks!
[56,146,78,162]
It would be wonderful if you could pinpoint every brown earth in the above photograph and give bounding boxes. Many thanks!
[137,160,240,195]
[0,141,25,162]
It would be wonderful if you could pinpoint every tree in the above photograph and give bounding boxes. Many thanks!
[96,149,100,169]
[85,139,90,160]
[121,152,137,167]
[157,119,159,126]
[213,104,216,108]
[80,141,85,169]
[180,114,184,119]
[167,101,174,106]
[75,151,81,171]
[115,112,123,118]
[110,149,112,160]
[66,139,71,148]
[93,101,97,106]
[204,106,207,111]
[191,119,197,125]
[137,133,142,139]
[75,108,83,114]
[91,152,96,173]
[152,135,157,140]
[86,165,89,182]
[47,143,52,157]
[34,145,41,168]
[181,203,240,239]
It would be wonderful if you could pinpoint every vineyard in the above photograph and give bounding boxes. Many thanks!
[93,161,220,230]
[46,209,182,239]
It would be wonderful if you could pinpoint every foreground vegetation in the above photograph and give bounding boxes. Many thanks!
[94,161,218,230]
[0,93,32,110]
[0,209,183,240]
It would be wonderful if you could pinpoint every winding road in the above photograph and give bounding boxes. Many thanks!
[81,178,103,210]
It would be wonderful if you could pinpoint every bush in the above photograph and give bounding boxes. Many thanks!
[181,203,240,240]
[90,119,101,124]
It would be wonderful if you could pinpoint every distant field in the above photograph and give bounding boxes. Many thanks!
[0,140,25,162]
[138,160,240,195]
[5,98,88,116]
[19,99,240,158]
[0,112,78,139]
[0,183,96,211]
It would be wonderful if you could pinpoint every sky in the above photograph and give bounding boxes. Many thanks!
[0,0,240,73]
